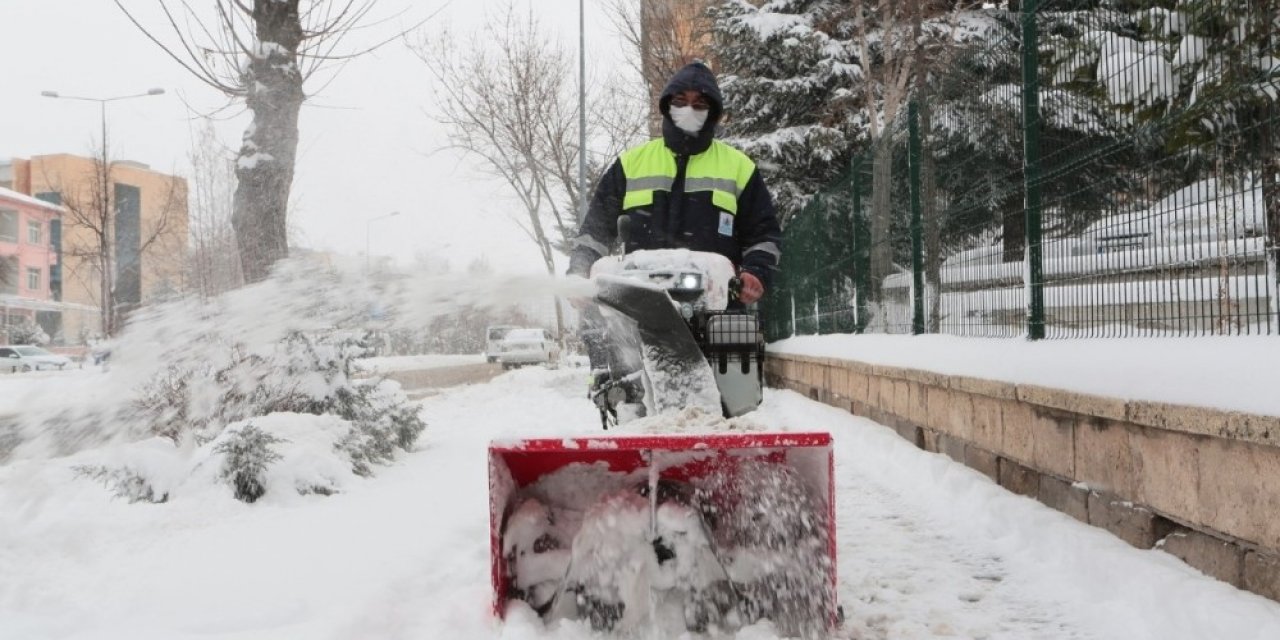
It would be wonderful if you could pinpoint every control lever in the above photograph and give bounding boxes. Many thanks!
[616,215,632,259]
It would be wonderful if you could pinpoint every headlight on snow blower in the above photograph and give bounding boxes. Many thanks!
[675,272,702,291]
[668,272,704,304]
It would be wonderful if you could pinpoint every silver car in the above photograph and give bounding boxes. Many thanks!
[0,345,72,372]
[494,328,560,369]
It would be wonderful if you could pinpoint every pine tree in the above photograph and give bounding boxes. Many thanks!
[711,0,866,225]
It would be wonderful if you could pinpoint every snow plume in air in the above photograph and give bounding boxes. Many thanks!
[0,257,590,502]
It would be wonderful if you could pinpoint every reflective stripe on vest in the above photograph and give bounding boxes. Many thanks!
[619,139,755,215]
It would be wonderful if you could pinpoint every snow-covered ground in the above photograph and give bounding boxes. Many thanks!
[771,334,1280,417]
[3,366,1279,639]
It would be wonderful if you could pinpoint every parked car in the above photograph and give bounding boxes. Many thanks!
[0,345,73,372]
[484,325,519,363]
[493,328,561,369]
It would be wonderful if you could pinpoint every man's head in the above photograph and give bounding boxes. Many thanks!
[659,62,723,135]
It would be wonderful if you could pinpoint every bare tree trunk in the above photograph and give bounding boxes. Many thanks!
[232,1,305,283]
[869,136,895,303]
[97,156,114,336]
[920,98,942,333]
[1001,196,1026,263]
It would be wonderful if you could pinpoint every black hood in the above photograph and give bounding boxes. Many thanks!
[659,62,723,155]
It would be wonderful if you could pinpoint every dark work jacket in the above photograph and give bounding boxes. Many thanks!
[568,63,783,288]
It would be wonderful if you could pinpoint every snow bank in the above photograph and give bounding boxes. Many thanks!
[770,333,1280,416]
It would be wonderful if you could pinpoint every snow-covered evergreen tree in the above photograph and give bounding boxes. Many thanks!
[711,0,866,224]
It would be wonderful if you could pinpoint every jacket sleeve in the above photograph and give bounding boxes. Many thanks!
[734,168,783,289]
[567,159,626,277]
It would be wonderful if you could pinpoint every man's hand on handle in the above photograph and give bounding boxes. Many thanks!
[736,271,764,305]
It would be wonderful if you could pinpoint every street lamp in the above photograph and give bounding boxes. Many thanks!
[40,88,165,336]
[41,88,166,155]
[366,211,401,273]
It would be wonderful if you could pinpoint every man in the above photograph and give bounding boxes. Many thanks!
[568,62,782,423]
[567,61,782,300]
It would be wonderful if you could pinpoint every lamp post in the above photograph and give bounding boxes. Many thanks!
[366,211,400,273]
[41,88,166,158]
[39,88,165,337]
[578,0,587,224]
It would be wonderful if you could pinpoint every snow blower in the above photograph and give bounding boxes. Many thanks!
[487,248,839,636]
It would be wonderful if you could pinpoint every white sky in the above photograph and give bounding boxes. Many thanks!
[0,1,635,276]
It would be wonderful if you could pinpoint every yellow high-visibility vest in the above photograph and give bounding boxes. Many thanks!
[619,139,755,215]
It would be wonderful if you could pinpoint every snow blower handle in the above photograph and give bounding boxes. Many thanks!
[616,215,632,259]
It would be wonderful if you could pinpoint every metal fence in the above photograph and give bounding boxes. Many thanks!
[765,0,1280,341]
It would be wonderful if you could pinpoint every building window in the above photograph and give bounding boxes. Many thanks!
[0,210,16,242]
[0,256,16,294]
[28,220,42,245]
[27,267,41,291]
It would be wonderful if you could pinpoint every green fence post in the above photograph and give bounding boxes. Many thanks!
[851,155,870,333]
[908,100,926,335]
[1021,0,1046,340]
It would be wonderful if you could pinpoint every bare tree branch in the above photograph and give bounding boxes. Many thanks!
[114,0,436,283]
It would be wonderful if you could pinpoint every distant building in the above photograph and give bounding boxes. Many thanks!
[0,185,70,341]
[1,154,189,341]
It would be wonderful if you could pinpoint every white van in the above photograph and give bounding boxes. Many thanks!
[484,326,519,363]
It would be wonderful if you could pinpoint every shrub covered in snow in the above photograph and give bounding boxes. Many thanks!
[73,464,169,504]
[129,327,425,475]
[213,424,284,503]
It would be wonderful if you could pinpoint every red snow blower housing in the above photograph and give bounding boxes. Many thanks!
[489,432,837,637]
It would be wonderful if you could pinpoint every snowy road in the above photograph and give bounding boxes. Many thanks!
[3,367,1280,639]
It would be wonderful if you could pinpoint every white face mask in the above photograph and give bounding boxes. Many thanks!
[670,105,708,134]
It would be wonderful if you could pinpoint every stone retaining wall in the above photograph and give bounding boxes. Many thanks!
[382,363,503,390]
[765,352,1280,602]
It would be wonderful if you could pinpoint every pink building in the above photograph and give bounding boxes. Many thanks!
[0,186,62,336]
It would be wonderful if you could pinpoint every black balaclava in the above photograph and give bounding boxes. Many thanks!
[658,62,724,155]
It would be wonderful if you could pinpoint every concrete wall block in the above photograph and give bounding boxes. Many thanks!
[921,428,941,453]
[878,377,897,414]
[969,395,1005,452]
[829,366,848,400]
[1198,436,1280,550]
[847,372,870,404]
[999,458,1040,498]
[965,445,1001,483]
[1017,383,1128,422]
[867,407,890,428]
[1223,412,1280,448]
[949,375,1018,400]
[925,386,972,440]
[1244,551,1280,603]
[1158,528,1245,587]
[892,380,912,420]
[924,385,948,429]
[907,382,931,427]
[1131,427,1202,532]
[1088,491,1174,549]
[850,400,869,418]
[895,422,924,449]
[1038,475,1089,523]
[1030,407,1077,479]
[1000,400,1036,467]
[938,433,967,465]
[1128,400,1230,440]
[1074,417,1138,498]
